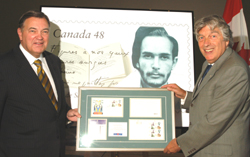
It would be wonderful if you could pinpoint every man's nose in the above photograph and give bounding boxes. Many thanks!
[204,37,210,46]
[36,32,43,39]
[152,57,160,69]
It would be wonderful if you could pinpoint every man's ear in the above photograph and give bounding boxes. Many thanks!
[17,28,23,41]
[225,40,229,47]
[172,57,178,70]
[136,62,140,69]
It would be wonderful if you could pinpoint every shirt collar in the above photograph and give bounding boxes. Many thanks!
[19,44,44,65]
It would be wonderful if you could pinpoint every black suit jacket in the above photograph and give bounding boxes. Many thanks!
[0,45,70,157]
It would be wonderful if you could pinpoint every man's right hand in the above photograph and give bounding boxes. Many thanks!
[161,84,186,99]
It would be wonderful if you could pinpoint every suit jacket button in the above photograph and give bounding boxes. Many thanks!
[189,122,192,126]
[191,103,193,107]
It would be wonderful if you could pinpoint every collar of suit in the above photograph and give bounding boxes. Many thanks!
[193,47,233,98]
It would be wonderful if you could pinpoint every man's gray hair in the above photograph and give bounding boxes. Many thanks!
[194,15,233,48]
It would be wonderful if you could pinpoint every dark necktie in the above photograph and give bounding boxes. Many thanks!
[34,60,58,111]
[201,64,212,81]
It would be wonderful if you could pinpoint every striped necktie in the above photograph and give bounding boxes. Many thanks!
[34,60,58,111]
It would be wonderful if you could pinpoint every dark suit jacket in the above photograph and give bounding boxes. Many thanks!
[0,45,70,157]
[177,47,250,157]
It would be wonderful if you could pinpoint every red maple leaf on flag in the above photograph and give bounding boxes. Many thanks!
[223,0,250,66]
[233,42,250,65]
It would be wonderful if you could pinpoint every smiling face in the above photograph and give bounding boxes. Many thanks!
[17,17,49,58]
[136,36,177,88]
[197,25,229,64]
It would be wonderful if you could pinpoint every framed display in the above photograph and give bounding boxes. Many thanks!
[76,87,175,151]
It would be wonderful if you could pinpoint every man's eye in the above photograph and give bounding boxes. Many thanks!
[198,36,203,40]
[160,56,170,60]
[43,30,49,34]
[143,54,153,59]
[210,33,219,38]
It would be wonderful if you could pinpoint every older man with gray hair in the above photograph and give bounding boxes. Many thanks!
[162,15,250,157]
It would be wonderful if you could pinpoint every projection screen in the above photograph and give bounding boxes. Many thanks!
[41,6,194,126]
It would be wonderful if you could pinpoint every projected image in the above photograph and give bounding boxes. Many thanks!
[118,26,178,88]
[41,7,194,111]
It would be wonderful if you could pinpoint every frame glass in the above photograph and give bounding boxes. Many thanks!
[76,87,175,151]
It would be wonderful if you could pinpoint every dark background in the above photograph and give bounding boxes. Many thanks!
[0,0,249,80]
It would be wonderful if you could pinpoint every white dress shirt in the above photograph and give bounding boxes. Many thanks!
[20,44,58,100]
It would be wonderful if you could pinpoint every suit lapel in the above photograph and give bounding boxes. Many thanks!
[193,66,215,99]
[44,52,62,112]
[14,46,60,112]
[192,62,207,98]
[192,47,233,100]
[13,46,49,99]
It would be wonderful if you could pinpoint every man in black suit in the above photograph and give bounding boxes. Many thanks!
[0,10,81,157]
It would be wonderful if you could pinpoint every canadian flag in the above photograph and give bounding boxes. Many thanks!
[223,0,250,65]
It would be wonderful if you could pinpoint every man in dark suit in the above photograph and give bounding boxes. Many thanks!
[0,10,81,157]
[162,15,250,156]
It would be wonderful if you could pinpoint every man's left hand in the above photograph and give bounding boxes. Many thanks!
[163,138,181,154]
[67,108,81,122]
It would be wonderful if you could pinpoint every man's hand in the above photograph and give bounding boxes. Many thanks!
[67,108,81,122]
[161,84,186,99]
[163,138,181,154]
